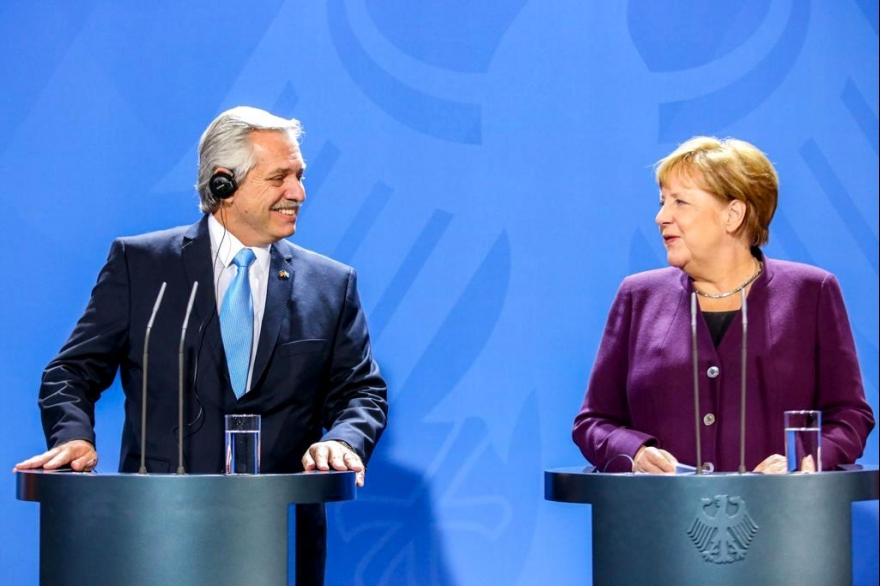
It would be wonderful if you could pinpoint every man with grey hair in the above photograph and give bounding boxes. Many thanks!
[16,106,389,584]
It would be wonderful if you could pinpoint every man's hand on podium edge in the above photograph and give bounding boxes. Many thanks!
[13,440,97,473]
[302,440,365,487]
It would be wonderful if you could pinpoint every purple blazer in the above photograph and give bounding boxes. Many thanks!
[572,256,874,472]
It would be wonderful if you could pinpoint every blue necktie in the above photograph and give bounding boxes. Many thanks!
[220,248,257,399]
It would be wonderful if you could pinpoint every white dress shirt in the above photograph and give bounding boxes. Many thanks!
[208,214,271,396]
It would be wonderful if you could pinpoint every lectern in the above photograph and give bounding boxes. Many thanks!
[545,466,878,585]
[17,470,355,586]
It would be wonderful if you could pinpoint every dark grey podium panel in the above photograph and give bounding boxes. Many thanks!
[545,466,879,586]
[17,470,355,586]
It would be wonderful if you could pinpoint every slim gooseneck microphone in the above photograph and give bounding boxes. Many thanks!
[177,281,199,474]
[691,292,703,474]
[139,282,167,475]
[738,288,748,474]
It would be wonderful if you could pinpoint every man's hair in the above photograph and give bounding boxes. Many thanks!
[196,106,303,213]
[654,136,778,247]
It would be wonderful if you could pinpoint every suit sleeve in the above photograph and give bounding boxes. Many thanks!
[319,268,388,463]
[39,239,130,449]
[572,281,657,472]
[814,273,874,469]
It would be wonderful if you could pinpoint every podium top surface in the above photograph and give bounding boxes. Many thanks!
[16,469,356,506]
[544,465,879,504]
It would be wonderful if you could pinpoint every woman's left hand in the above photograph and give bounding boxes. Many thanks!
[753,453,787,474]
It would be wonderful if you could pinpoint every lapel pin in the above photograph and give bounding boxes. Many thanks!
[278,270,290,280]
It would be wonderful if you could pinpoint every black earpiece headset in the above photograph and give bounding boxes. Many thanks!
[209,170,238,200]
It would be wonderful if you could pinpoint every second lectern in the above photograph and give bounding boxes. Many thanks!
[545,466,878,585]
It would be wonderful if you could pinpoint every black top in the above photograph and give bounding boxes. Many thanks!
[703,310,739,348]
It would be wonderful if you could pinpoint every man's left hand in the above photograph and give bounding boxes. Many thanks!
[302,441,365,487]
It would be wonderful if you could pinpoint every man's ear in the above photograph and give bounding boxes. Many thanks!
[209,168,238,201]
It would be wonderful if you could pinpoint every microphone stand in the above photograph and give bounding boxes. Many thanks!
[177,282,199,474]
[139,282,167,475]
[691,292,703,474]
[738,288,748,474]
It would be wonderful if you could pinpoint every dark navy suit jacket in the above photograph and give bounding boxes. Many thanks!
[39,216,388,583]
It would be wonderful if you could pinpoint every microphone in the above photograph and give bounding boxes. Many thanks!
[177,281,199,474]
[690,292,703,474]
[177,282,199,474]
[139,282,167,475]
[738,289,748,474]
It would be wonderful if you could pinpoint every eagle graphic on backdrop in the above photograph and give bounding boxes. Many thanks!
[687,494,759,564]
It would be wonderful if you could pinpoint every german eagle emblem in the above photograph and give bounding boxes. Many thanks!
[687,494,758,564]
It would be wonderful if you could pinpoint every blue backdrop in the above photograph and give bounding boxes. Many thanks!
[2,1,877,584]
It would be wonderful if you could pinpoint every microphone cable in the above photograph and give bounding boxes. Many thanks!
[599,453,636,473]
[172,212,230,449]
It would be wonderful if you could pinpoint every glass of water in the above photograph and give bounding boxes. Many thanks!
[784,410,821,473]
[225,414,261,474]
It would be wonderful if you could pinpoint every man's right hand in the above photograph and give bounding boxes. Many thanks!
[633,445,678,473]
[13,440,98,473]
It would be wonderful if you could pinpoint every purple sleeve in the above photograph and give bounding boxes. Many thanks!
[814,274,875,469]
[572,281,656,472]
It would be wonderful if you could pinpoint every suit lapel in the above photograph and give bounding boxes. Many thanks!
[181,217,227,377]
[251,241,294,389]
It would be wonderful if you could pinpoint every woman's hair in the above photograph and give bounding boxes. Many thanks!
[655,136,778,246]
[196,106,303,213]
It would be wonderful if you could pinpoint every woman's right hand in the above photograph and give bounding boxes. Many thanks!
[633,445,678,473]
